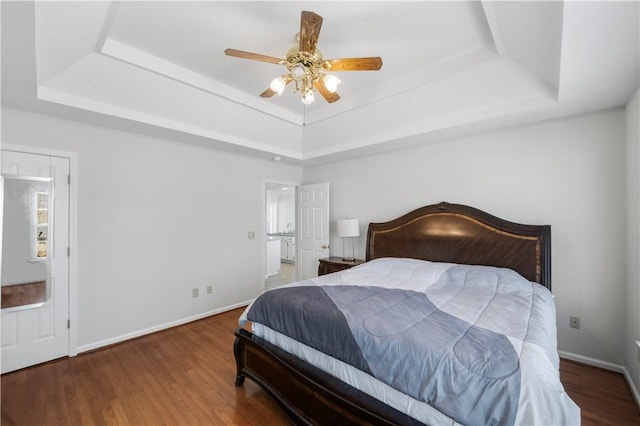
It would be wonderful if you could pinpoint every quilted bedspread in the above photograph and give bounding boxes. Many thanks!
[243,258,580,425]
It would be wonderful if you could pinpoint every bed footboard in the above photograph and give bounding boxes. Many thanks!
[233,328,424,426]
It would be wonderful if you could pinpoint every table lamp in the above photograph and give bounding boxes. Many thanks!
[337,218,359,262]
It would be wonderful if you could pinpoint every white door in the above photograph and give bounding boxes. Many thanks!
[297,182,330,280]
[1,150,70,373]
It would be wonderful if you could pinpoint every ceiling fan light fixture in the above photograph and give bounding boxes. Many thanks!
[301,89,315,105]
[224,11,382,106]
[291,64,306,81]
[323,74,341,93]
[269,76,287,95]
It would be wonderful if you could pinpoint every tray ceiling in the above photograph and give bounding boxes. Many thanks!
[2,1,638,164]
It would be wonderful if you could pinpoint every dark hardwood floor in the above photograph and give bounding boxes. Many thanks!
[560,359,640,425]
[2,307,639,425]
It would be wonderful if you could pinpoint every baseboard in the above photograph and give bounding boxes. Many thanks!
[75,300,252,354]
[559,350,625,373]
[559,350,640,409]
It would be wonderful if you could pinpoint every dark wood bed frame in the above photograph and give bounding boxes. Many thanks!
[234,201,551,425]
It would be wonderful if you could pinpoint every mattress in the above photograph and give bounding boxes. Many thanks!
[240,257,580,425]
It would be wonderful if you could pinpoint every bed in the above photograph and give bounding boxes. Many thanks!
[234,201,579,425]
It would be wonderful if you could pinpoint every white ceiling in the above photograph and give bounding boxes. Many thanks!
[2,1,638,165]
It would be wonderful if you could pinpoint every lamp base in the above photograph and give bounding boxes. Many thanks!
[341,235,357,263]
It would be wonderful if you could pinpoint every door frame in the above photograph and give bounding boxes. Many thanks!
[262,179,299,293]
[2,143,79,357]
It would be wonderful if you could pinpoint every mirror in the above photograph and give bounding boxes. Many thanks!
[1,176,53,311]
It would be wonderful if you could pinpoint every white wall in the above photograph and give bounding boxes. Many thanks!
[304,109,628,365]
[277,194,295,233]
[1,107,302,350]
[3,102,636,384]
[626,87,640,397]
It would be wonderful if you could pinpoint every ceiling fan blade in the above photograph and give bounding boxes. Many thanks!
[324,57,383,71]
[224,48,284,65]
[260,76,292,98]
[299,11,323,54]
[313,80,340,103]
[260,88,277,98]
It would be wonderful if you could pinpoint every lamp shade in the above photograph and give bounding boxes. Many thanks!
[337,218,360,237]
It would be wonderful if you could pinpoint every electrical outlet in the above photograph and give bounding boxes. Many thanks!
[570,316,580,329]
[207,285,213,294]
[192,288,199,298]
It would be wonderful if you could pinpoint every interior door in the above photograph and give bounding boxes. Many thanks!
[1,150,70,373]
[297,182,330,280]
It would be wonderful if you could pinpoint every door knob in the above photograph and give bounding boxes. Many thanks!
[321,245,328,249]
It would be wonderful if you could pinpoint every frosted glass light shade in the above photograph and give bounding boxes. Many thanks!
[337,219,360,237]
[269,77,286,95]
[301,90,315,105]
[323,74,341,93]
[291,64,306,81]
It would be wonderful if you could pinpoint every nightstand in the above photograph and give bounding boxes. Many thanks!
[318,257,365,276]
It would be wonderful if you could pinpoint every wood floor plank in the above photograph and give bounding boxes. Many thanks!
[2,307,639,425]
[560,358,640,425]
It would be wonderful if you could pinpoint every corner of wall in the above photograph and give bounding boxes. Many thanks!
[625,86,640,399]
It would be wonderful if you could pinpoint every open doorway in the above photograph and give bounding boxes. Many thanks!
[265,182,297,290]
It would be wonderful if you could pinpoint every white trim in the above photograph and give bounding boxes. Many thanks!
[76,300,252,354]
[1,143,76,160]
[480,1,507,57]
[101,38,303,127]
[1,143,79,357]
[559,350,625,373]
[559,350,640,409]
[0,301,46,313]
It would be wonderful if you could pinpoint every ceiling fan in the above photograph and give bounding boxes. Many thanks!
[224,11,383,105]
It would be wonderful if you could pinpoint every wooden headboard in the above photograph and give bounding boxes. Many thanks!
[366,202,551,290]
